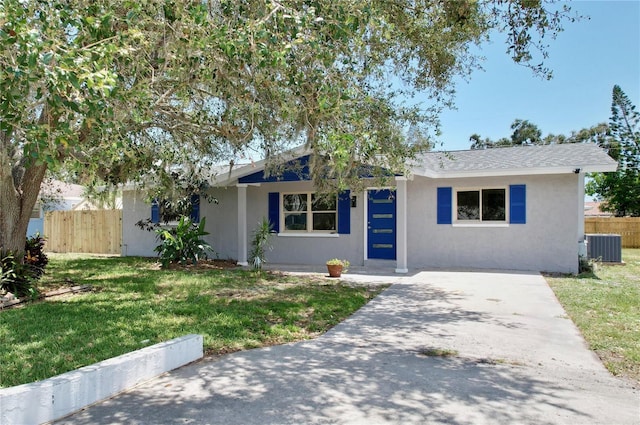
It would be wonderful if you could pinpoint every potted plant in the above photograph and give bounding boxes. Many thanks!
[326,258,350,278]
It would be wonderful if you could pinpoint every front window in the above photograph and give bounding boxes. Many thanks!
[283,193,336,232]
[456,188,506,222]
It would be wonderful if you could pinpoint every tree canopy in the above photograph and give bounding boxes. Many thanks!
[469,119,609,149]
[586,85,640,216]
[1,0,575,254]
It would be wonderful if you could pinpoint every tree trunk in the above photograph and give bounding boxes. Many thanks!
[0,163,47,258]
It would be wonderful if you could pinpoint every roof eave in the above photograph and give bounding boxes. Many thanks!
[411,164,618,179]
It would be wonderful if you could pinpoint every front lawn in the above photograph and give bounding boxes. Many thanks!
[0,255,385,388]
[546,249,640,384]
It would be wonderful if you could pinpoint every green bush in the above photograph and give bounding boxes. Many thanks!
[24,233,49,279]
[154,216,214,268]
[1,253,36,299]
[1,234,49,298]
[249,217,273,270]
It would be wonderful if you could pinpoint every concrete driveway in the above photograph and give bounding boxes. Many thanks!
[57,271,638,424]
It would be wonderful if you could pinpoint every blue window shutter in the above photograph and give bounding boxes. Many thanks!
[190,194,200,223]
[510,185,526,224]
[437,187,452,224]
[151,199,160,223]
[268,192,280,232]
[337,190,351,234]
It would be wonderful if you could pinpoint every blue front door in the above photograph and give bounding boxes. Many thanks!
[367,189,396,260]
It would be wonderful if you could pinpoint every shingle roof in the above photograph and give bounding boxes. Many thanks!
[411,143,618,178]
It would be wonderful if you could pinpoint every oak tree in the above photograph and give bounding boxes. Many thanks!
[1,0,574,255]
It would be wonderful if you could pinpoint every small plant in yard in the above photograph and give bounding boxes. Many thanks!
[1,252,37,299]
[1,235,49,298]
[0,252,18,291]
[249,217,273,270]
[154,216,214,268]
[326,258,350,278]
[327,258,351,272]
[326,258,350,270]
[24,233,49,279]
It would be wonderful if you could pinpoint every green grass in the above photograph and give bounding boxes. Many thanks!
[0,255,386,388]
[546,249,640,383]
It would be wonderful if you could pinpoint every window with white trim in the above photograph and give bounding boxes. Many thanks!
[282,193,337,232]
[455,188,507,222]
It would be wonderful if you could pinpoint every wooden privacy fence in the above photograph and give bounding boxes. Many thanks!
[585,217,640,248]
[44,210,122,254]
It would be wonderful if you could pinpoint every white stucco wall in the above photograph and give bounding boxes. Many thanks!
[406,174,580,274]
[122,173,581,273]
[121,190,157,256]
[245,181,365,266]
[121,188,239,259]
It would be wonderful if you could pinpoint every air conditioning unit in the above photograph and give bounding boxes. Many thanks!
[586,234,622,263]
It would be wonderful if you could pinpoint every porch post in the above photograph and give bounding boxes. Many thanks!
[237,184,249,266]
[395,177,408,273]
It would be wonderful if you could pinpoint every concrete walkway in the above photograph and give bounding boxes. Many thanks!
[57,271,639,424]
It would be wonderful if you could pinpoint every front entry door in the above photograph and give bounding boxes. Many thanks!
[367,189,396,260]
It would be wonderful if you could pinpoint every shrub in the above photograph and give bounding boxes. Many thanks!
[24,233,49,279]
[0,234,48,298]
[154,216,214,268]
[0,253,18,292]
[249,217,273,270]
[1,252,37,299]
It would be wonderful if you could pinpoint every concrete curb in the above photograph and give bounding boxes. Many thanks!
[0,334,203,425]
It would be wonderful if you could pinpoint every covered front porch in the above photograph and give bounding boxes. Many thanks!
[231,175,409,274]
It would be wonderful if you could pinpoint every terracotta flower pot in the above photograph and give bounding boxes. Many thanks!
[327,264,343,278]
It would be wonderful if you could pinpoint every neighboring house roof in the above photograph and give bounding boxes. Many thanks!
[584,201,614,217]
[411,143,617,178]
[47,180,86,199]
[37,180,85,210]
[213,143,617,185]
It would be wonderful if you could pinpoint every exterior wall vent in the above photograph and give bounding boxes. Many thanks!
[586,234,622,263]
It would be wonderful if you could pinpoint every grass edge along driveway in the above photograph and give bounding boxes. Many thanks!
[0,255,386,388]
[546,249,640,385]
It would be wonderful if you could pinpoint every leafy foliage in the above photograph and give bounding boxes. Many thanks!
[326,258,350,272]
[24,233,49,280]
[1,253,34,298]
[249,217,273,270]
[154,216,214,268]
[1,235,49,297]
[0,0,576,254]
[586,85,640,216]
[470,119,609,149]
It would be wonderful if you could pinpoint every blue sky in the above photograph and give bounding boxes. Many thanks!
[437,0,640,151]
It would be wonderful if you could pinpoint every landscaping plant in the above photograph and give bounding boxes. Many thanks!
[249,217,273,270]
[154,216,214,268]
[1,234,49,298]
[24,233,49,279]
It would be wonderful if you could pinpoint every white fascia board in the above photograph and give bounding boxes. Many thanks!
[581,164,618,173]
[411,164,618,179]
